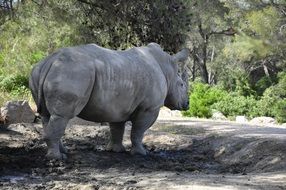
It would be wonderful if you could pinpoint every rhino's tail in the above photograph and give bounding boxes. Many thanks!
[29,66,40,110]
[29,52,59,115]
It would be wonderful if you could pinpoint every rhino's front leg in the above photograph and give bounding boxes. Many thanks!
[107,122,126,152]
[130,109,159,155]
[43,115,69,160]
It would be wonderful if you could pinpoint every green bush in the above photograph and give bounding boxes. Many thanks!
[255,87,278,117]
[212,93,258,118]
[183,83,227,118]
[183,82,258,119]
[254,72,286,122]
[273,99,286,123]
[0,74,31,106]
[29,51,46,65]
[0,74,29,92]
[254,76,274,96]
[183,72,286,123]
[212,72,286,122]
[234,74,256,97]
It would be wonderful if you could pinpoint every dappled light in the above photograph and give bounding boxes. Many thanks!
[0,0,285,189]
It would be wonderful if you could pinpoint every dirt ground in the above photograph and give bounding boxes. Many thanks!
[0,117,286,190]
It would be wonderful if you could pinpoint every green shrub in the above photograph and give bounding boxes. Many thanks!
[234,73,256,97]
[273,99,286,123]
[254,72,286,122]
[183,83,227,118]
[29,51,45,64]
[255,87,278,117]
[254,76,274,96]
[212,94,258,118]
[0,74,29,92]
[212,72,286,123]
[0,74,31,106]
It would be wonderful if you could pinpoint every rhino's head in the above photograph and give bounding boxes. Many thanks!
[164,48,190,111]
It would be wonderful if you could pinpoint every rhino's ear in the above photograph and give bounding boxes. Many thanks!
[172,48,190,63]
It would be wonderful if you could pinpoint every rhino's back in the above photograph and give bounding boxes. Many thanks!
[78,44,168,122]
[43,44,167,122]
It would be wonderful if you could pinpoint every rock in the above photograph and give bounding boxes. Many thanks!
[143,133,193,150]
[250,117,277,125]
[171,110,182,117]
[158,107,183,119]
[0,101,35,124]
[158,107,172,118]
[236,116,248,123]
[76,184,95,190]
[211,111,227,120]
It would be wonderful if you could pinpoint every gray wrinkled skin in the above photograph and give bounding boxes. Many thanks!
[29,43,189,159]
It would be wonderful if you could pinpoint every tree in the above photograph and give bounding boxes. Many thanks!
[186,0,235,84]
[222,0,286,91]
[76,0,191,52]
[0,0,14,20]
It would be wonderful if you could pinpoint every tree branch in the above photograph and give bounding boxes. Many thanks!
[30,0,40,6]
[77,0,105,10]
[198,20,205,39]
[208,27,236,36]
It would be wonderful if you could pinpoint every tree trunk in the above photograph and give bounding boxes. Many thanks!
[191,58,196,81]
[199,60,209,83]
[193,47,209,84]
[197,22,210,84]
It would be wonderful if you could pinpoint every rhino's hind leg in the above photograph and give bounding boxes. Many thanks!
[43,114,69,160]
[59,140,68,154]
[130,110,159,155]
[107,122,126,152]
[42,115,67,154]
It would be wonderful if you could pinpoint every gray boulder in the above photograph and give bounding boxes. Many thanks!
[211,110,227,121]
[0,101,35,124]
[236,116,248,123]
[250,117,277,125]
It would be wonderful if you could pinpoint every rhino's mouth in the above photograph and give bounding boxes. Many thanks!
[181,105,189,111]
[168,105,178,111]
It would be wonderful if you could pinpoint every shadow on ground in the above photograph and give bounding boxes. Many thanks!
[0,119,286,189]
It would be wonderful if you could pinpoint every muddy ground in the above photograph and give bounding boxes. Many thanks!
[0,117,286,190]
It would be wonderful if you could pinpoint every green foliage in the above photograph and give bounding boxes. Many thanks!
[0,1,82,76]
[77,0,191,52]
[29,51,46,64]
[0,74,31,106]
[254,76,274,96]
[255,72,286,122]
[0,74,29,92]
[183,83,227,118]
[234,73,256,96]
[0,0,82,106]
[212,94,258,118]
[224,6,279,61]
[274,100,286,123]
[186,75,286,123]
[0,0,285,125]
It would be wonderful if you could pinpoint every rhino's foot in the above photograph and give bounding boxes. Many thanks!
[46,150,67,160]
[107,142,126,152]
[130,145,147,156]
[59,141,68,154]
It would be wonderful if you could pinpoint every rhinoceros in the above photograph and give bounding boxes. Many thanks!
[29,43,189,159]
